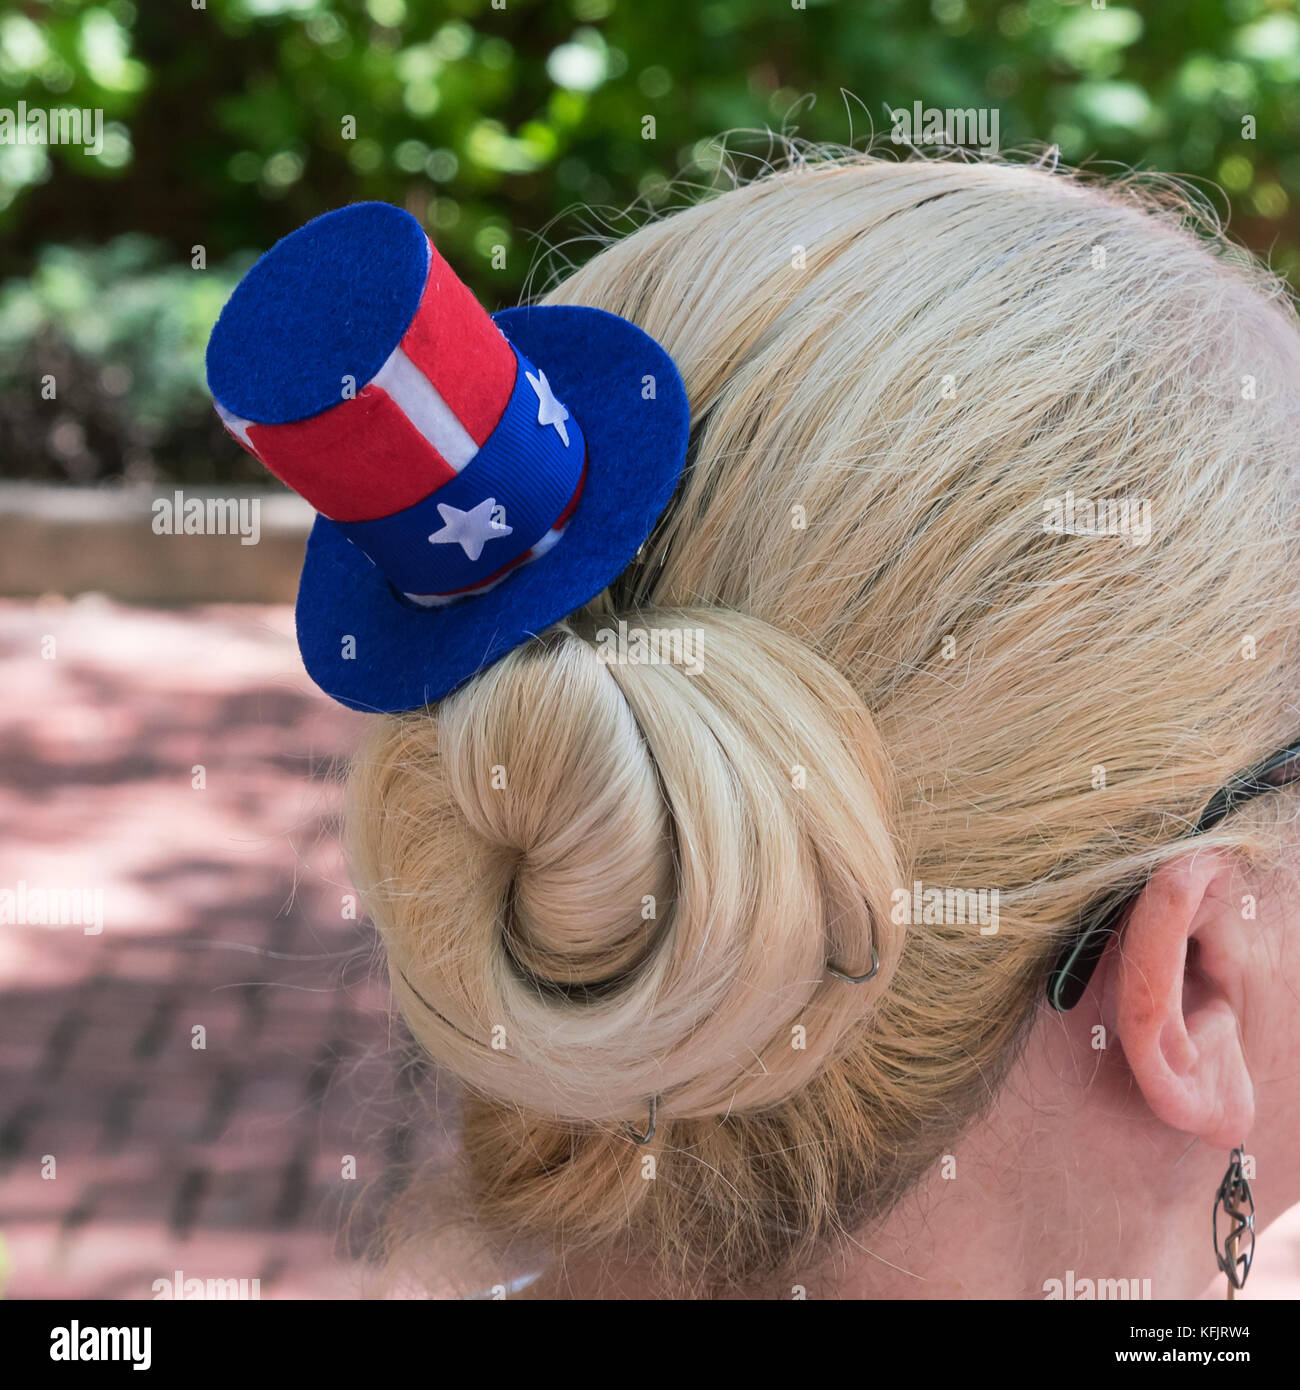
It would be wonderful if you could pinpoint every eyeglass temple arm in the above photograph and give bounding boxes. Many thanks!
[1046,739,1300,1012]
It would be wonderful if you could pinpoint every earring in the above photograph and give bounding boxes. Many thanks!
[1212,1146,1255,1300]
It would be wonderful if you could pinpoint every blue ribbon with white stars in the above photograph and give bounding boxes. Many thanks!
[329,345,586,597]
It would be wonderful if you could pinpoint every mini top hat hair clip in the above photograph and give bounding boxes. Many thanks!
[205,201,690,713]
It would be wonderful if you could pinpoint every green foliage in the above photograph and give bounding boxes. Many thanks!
[0,237,260,483]
[2,0,1298,480]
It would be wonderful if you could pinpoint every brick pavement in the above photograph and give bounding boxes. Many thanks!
[0,594,451,1299]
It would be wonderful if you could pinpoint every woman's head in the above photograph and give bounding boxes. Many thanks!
[346,150,1300,1292]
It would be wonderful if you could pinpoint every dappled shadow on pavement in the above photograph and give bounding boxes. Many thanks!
[0,595,454,1299]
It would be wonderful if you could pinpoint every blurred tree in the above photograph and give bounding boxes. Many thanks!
[2,0,1298,481]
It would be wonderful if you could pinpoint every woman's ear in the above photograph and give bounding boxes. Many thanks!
[1106,849,1254,1148]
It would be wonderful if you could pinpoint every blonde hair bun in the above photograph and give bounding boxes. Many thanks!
[349,608,903,1130]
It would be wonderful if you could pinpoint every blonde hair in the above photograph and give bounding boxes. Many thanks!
[346,149,1300,1291]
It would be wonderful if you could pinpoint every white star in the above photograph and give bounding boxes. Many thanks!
[525,367,570,447]
[427,497,513,561]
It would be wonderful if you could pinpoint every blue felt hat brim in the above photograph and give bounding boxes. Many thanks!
[293,304,691,712]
